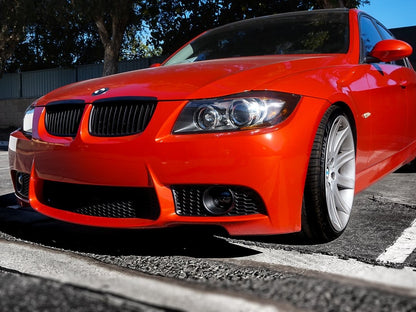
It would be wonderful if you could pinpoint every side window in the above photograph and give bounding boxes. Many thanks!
[359,16,382,60]
[376,22,393,40]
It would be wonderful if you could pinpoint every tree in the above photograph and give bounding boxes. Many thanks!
[72,0,138,76]
[4,0,103,73]
[316,0,369,8]
[0,0,28,75]
[4,0,150,75]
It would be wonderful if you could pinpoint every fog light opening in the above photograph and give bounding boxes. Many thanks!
[16,172,25,194]
[203,186,234,215]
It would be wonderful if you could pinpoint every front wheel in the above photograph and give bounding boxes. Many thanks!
[302,106,356,243]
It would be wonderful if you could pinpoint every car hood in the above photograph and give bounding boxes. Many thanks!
[37,55,344,105]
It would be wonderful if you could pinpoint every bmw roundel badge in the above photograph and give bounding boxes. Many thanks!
[92,87,109,96]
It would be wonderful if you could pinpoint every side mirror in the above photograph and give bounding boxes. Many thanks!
[368,39,413,63]
[150,63,161,68]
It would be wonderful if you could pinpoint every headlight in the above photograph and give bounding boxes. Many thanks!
[23,103,35,134]
[172,91,301,134]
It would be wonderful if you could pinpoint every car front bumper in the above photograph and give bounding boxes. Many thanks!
[8,98,326,235]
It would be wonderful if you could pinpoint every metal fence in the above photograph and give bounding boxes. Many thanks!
[0,56,164,100]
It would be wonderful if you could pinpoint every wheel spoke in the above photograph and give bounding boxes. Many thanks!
[334,187,352,215]
[327,120,341,154]
[335,149,355,171]
[326,184,342,230]
[337,173,355,189]
[334,126,350,155]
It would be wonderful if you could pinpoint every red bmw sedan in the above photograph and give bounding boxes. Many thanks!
[9,8,416,242]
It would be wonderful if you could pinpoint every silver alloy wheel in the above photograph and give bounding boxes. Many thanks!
[324,115,355,232]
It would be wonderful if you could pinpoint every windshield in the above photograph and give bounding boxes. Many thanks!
[165,10,350,65]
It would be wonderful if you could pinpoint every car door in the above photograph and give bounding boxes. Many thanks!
[375,20,416,148]
[359,15,410,166]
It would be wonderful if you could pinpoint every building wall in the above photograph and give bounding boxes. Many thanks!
[391,26,416,67]
[0,98,35,129]
[0,57,164,100]
[0,57,164,131]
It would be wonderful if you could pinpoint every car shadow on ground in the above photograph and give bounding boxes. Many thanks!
[0,193,268,258]
[395,162,416,173]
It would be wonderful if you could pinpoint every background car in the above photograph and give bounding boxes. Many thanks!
[8,8,416,242]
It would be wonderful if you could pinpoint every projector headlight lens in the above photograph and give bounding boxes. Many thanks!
[173,91,300,134]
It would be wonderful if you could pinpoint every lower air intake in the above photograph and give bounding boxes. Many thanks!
[42,180,160,220]
[14,171,30,199]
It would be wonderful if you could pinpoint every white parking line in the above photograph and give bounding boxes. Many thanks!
[227,242,416,296]
[377,218,416,264]
[0,239,289,312]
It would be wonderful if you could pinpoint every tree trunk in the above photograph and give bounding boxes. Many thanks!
[102,42,119,76]
[94,10,128,76]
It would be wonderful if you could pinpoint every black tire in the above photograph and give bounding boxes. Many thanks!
[302,106,356,243]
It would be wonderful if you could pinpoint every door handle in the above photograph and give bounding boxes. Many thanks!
[399,81,408,89]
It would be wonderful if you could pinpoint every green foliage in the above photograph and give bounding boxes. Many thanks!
[315,0,369,8]
[4,0,103,73]
[0,0,28,75]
